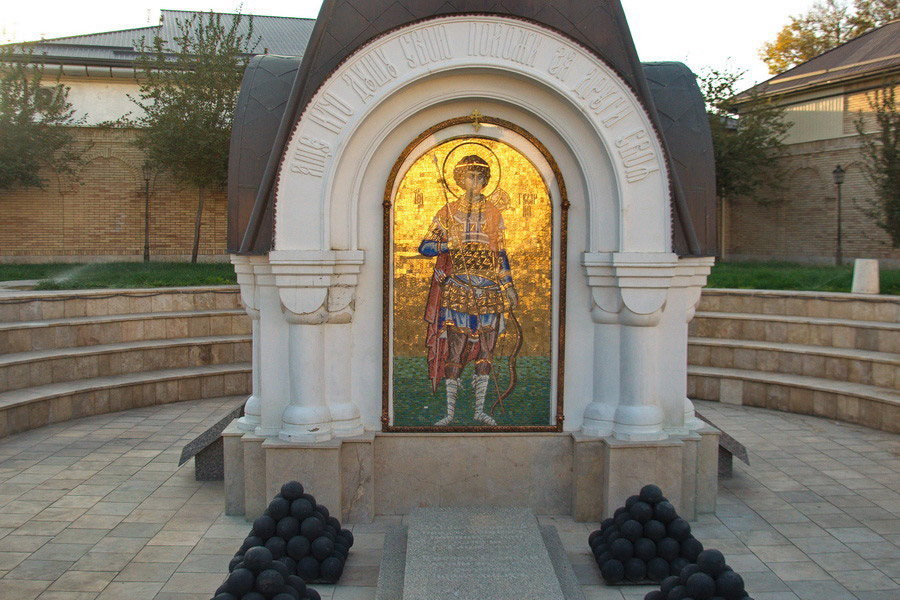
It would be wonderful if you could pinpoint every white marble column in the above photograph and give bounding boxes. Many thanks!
[583,252,677,441]
[232,256,265,431]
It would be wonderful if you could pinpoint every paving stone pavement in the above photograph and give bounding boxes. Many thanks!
[0,398,897,600]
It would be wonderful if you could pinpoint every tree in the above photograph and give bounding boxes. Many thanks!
[0,43,85,190]
[856,84,900,247]
[130,10,257,262]
[760,0,900,75]
[698,67,792,203]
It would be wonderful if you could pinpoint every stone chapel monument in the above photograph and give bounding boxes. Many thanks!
[224,0,720,523]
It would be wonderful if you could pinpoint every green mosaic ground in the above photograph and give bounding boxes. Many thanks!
[392,356,552,427]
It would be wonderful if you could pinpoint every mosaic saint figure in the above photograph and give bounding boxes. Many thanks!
[419,155,519,426]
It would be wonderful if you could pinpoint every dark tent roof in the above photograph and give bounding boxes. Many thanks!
[234,0,708,257]
[736,19,900,101]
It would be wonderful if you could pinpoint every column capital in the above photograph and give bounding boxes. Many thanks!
[269,250,365,325]
[583,252,678,326]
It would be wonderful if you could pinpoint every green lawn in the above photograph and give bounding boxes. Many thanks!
[707,261,899,295]
[1,260,897,294]
[0,262,237,289]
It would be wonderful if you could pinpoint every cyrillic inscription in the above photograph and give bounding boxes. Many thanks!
[341,48,398,103]
[399,26,452,69]
[548,46,575,82]
[308,92,354,134]
[467,23,542,68]
[290,136,330,177]
[572,68,634,128]
[615,129,659,183]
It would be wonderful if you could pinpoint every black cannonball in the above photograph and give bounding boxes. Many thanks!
[286,574,307,596]
[626,495,641,509]
[278,556,297,575]
[589,529,603,545]
[634,537,657,562]
[253,515,277,540]
[334,540,350,559]
[242,593,265,600]
[287,535,310,560]
[297,556,320,581]
[696,549,726,577]
[255,569,285,596]
[670,557,690,576]
[265,536,287,559]
[313,511,327,525]
[600,558,625,584]
[668,585,689,600]
[213,594,236,600]
[661,575,681,596]
[686,572,716,600]
[311,536,335,561]
[267,497,291,521]
[625,557,647,582]
[592,543,607,559]
[291,498,314,521]
[645,591,665,600]
[316,504,329,519]
[630,501,654,524]
[614,505,629,517]
[680,564,701,585]
[596,551,611,566]
[321,556,344,583]
[229,555,244,572]
[605,529,621,544]
[654,501,678,524]
[735,596,752,600]
[648,557,671,583]
[590,534,606,551]
[326,516,341,531]
[270,557,290,579]
[242,535,264,553]
[621,519,643,541]
[609,537,634,562]
[668,518,692,542]
[277,516,301,540]
[681,537,704,562]
[244,546,274,573]
[307,588,321,600]
[658,537,680,562]
[225,568,255,597]
[644,519,667,542]
[640,484,664,505]
[338,529,354,547]
[281,481,305,501]
[715,570,745,600]
[300,517,324,540]
[613,511,630,527]
[300,493,317,508]
[273,593,297,600]
[323,527,337,540]
[601,517,615,532]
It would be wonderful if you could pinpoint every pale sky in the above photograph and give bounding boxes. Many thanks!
[3,1,819,88]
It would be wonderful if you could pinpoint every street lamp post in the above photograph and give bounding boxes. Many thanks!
[142,161,152,263]
[832,165,845,266]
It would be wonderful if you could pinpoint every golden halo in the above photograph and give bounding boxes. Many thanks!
[439,141,502,199]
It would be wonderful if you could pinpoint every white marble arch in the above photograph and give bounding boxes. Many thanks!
[234,15,713,444]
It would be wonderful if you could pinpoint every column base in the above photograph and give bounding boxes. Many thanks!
[279,404,333,443]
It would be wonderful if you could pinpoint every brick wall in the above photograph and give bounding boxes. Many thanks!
[723,135,900,268]
[0,127,228,261]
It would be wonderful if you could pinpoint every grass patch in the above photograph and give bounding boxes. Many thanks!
[4,262,239,290]
[708,262,900,295]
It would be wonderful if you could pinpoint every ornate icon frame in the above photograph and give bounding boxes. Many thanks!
[382,116,569,433]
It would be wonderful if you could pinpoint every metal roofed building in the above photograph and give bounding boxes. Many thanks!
[725,19,900,267]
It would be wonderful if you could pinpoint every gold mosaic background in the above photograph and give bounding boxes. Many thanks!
[392,137,553,356]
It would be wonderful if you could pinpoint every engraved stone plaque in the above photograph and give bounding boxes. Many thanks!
[402,507,565,600]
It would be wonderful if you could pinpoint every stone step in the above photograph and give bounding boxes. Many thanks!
[698,289,899,323]
[0,334,251,393]
[0,286,243,322]
[0,362,250,438]
[688,365,899,433]
[689,337,899,390]
[0,309,251,354]
[690,311,899,353]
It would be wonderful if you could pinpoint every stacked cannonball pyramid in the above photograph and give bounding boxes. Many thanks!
[644,549,753,600]
[212,481,354,600]
[589,485,707,584]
